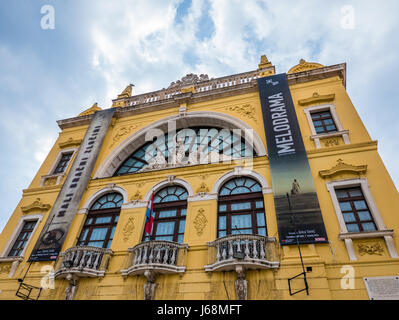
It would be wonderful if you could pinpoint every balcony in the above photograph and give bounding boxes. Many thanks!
[54,246,113,279]
[121,240,188,277]
[204,234,280,273]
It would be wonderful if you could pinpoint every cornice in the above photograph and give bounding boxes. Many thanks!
[56,63,346,129]
[21,198,51,214]
[319,159,368,179]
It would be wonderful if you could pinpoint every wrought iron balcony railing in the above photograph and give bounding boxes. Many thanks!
[121,240,188,277]
[54,246,113,279]
[204,234,280,272]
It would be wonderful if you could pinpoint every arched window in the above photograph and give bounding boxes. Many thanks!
[77,193,123,249]
[217,177,266,237]
[114,127,256,176]
[144,186,188,243]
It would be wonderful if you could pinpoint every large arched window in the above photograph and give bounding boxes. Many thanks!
[217,177,266,238]
[77,193,123,249]
[114,127,256,176]
[144,186,188,243]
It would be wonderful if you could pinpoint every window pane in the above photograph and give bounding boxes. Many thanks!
[231,202,251,211]
[313,120,322,126]
[339,202,352,211]
[219,205,227,212]
[348,188,362,197]
[336,190,348,199]
[218,231,226,238]
[95,217,112,224]
[354,200,367,210]
[89,228,108,241]
[181,209,187,216]
[257,228,267,236]
[324,119,334,125]
[232,215,252,229]
[177,234,184,243]
[87,241,104,248]
[255,201,264,209]
[109,226,116,239]
[257,213,266,227]
[231,187,250,195]
[311,114,320,119]
[232,229,252,235]
[155,235,174,241]
[178,220,186,233]
[219,216,226,230]
[326,125,337,131]
[315,127,325,134]
[343,212,356,223]
[346,224,360,233]
[155,222,175,236]
[358,211,372,221]
[362,223,376,231]
[159,210,177,218]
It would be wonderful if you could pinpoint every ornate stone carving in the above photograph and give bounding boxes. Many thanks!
[319,159,368,179]
[323,137,340,148]
[235,265,248,300]
[196,182,209,194]
[226,104,257,122]
[168,73,209,90]
[117,84,134,99]
[298,92,335,106]
[258,55,272,69]
[358,243,384,256]
[58,138,82,149]
[21,198,51,214]
[65,274,78,300]
[43,177,58,186]
[287,59,324,74]
[78,103,102,117]
[0,264,11,274]
[130,190,143,203]
[194,209,208,236]
[110,125,138,148]
[146,149,167,170]
[144,270,156,300]
[123,217,135,242]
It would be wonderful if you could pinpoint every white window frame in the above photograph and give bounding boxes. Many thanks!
[326,178,398,260]
[40,147,77,186]
[1,214,43,258]
[304,104,350,149]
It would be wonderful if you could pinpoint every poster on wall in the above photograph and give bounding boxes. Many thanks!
[28,109,115,262]
[257,73,328,245]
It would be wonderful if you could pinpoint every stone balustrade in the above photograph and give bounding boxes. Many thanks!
[54,246,113,279]
[121,240,188,277]
[204,234,280,272]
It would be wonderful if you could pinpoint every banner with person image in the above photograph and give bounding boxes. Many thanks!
[257,73,328,245]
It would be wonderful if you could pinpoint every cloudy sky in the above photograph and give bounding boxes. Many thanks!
[0,0,398,232]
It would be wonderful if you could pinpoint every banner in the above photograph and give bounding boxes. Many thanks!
[257,74,328,245]
[29,109,115,261]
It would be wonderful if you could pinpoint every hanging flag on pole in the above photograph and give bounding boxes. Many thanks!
[145,191,155,236]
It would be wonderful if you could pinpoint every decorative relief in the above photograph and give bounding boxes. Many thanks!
[323,137,340,148]
[21,198,51,214]
[43,176,58,186]
[358,242,384,256]
[130,190,143,203]
[287,59,324,74]
[196,182,209,194]
[193,208,208,236]
[226,104,257,123]
[319,159,367,179]
[0,264,11,274]
[298,92,335,106]
[58,138,82,149]
[109,125,138,148]
[123,217,135,242]
[168,73,209,90]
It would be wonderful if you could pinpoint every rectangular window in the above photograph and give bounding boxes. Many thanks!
[336,187,377,233]
[311,110,337,134]
[8,221,37,257]
[53,152,73,174]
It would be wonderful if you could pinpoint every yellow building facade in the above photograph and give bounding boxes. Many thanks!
[0,56,398,300]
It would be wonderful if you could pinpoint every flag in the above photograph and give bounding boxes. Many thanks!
[145,191,154,235]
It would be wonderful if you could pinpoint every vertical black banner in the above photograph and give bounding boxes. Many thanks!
[29,109,115,261]
[257,74,328,245]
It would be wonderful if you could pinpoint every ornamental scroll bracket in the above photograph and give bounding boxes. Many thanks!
[319,159,368,179]
[21,198,51,214]
[298,92,336,107]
